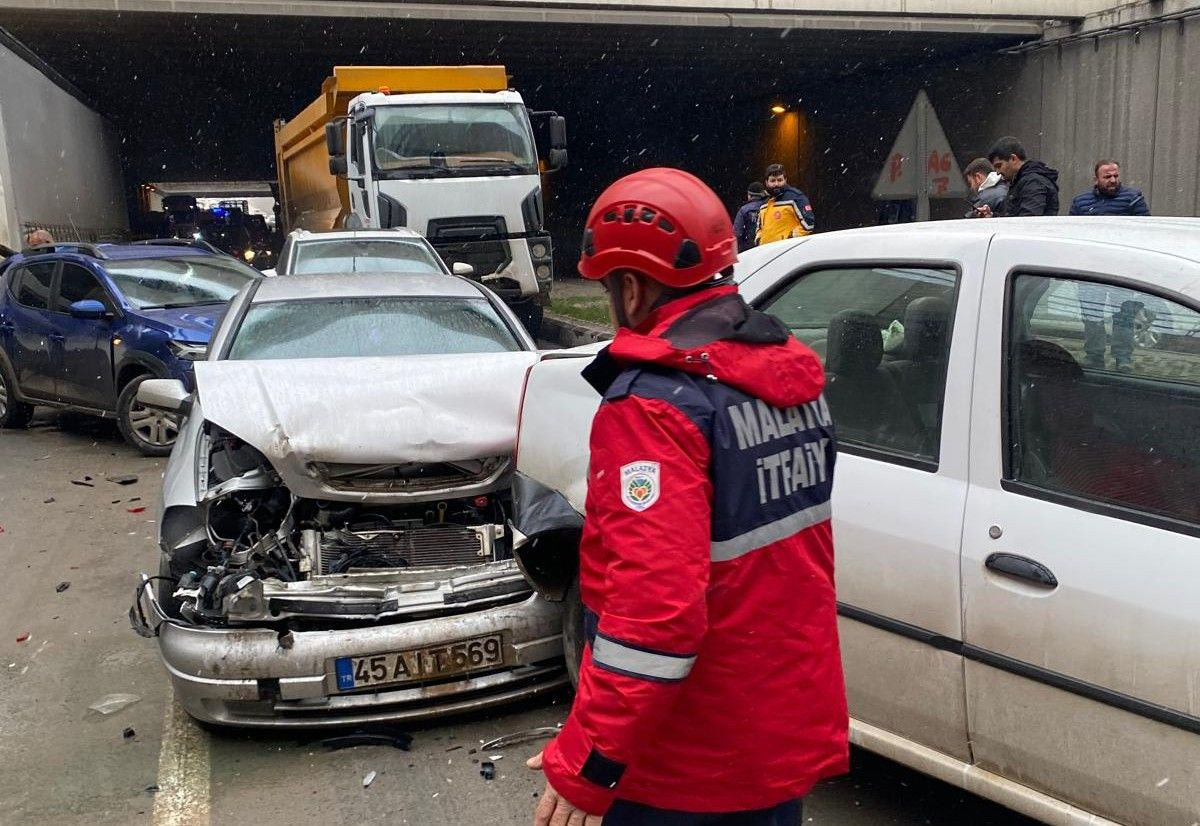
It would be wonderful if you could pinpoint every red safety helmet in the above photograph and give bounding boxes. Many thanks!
[578,167,737,288]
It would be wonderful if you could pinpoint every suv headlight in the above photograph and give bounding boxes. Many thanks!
[169,340,208,361]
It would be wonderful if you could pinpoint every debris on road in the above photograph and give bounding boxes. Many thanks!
[70,479,95,488]
[362,770,377,788]
[122,727,136,740]
[480,725,561,751]
[88,693,140,715]
[480,761,496,780]
[106,475,139,486]
[318,728,413,751]
[145,785,159,794]
[489,754,505,761]
[126,507,146,514]
[43,497,55,504]
[15,632,30,643]
[56,581,70,593]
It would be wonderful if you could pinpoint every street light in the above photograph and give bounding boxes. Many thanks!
[771,104,787,114]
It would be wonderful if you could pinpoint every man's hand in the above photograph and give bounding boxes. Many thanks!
[973,204,993,218]
[527,751,604,826]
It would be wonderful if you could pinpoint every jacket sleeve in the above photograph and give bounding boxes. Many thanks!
[732,205,750,250]
[791,190,816,234]
[1131,191,1151,216]
[1068,194,1085,216]
[542,394,713,815]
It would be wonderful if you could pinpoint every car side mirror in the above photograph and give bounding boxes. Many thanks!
[69,299,108,320]
[452,262,475,277]
[137,378,192,416]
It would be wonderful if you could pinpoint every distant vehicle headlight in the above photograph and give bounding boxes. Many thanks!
[243,249,256,261]
[169,340,208,361]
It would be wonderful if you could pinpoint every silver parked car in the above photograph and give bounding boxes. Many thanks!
[130,271,566,727]
[269,228,472,278]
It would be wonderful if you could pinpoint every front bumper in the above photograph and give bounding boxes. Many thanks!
[134,578,566,728]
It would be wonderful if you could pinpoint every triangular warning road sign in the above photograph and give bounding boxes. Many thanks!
[873,90,967,201]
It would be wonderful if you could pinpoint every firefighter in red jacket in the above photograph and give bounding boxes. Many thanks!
[528,168,849,825]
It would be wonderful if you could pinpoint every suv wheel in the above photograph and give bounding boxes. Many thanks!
[0,362,33,429]
[117,374,179,456]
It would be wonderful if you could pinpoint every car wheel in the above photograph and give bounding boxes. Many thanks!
[117,374,180,456]
[563,580,585,689]
[0,361,33,429]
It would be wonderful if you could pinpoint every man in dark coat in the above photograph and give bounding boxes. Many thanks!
[974,137,1059,217]
[1069,160,1150,216]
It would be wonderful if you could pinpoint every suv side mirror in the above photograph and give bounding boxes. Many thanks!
[69,299,108,320]
[137,378,192,416]
[452,262,475,277]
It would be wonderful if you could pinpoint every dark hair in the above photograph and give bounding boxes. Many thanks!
[964,158,993,178]
[747,181,766,196]
[1094,158,1120,176]
[987,137,1027,163]
[764,163,786,179]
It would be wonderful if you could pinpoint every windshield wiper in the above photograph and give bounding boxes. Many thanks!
[142,300,224,309]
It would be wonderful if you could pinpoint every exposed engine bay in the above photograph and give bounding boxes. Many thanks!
[167,425,526,627]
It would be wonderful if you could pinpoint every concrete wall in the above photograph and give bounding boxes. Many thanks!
[991,11,1200,217]
[0,39,126,247]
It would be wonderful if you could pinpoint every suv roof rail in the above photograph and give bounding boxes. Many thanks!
[132,238,226,256]
[21,242,110,259]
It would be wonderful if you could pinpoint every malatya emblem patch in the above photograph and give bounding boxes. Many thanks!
[620,461,660,512]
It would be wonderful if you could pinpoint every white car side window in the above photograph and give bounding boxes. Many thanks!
[1008,273,1200,526]
[760,265,957,465]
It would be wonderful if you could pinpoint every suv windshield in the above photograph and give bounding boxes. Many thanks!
[373,104,537,177]
[105,256,259,309]
[291,240,445,274]
[228,297,523,360]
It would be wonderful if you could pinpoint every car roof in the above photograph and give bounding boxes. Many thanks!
[248,272,486,303]
[6,244,216,265]
[287,228,426,242]
[829,217,1200,262]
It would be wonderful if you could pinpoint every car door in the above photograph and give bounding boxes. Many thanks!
[54,262,118,410]
[750,230,986,764]
[961,237,1200,825]
[2,261,60,400]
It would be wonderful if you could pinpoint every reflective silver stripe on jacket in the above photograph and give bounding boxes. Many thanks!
[710,500,832,563]
[591,635,696,682]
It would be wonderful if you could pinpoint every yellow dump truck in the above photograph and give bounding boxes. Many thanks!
[273,66,567,332]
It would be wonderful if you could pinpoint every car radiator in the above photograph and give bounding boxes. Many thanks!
[317,525,495,574]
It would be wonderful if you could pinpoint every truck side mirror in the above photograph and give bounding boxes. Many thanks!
[329,156,348,176]
[548,148,568,171]
[549,116,567,151]
[325,121,346,156]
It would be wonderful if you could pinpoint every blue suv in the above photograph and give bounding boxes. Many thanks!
[0,242,260,454]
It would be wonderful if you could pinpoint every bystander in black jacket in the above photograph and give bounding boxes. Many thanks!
[998,161,1060,216]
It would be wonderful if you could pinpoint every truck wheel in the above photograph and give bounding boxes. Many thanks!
[563,580,585,689]
[513,300,544,338]
[0,362,33,429]
[117,374,179,456]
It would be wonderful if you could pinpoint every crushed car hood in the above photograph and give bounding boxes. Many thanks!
[194,352,538,497]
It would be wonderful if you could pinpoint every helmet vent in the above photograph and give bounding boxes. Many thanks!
[674,239,702,269]
[657,217,675,233]
[603,211,618,223]
[582,229,595,257]
[623,206,636,223]
[640,208,656,223]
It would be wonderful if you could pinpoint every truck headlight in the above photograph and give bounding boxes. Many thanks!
[536,264,551,279]
[530,242,548,259]
[169,340,208,361]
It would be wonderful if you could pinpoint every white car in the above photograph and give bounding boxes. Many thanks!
[268,228,470,278]
[131,271,567,727]
[509,218,1200,826]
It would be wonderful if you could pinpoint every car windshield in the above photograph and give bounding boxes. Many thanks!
[105,256,259,309]
[373,104,538,177]
[291,240,445,274]
[227,296,523,360]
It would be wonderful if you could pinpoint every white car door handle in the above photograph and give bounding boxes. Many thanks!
[985,552,1058,588]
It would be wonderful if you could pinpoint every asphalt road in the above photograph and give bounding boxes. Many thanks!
[0,412,1037,826]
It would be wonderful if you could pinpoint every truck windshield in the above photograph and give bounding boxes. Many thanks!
[291,240,445,274]
[372,104,538,177]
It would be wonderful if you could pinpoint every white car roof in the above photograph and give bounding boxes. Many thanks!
[249,272,486,303]
[286,228,426,242]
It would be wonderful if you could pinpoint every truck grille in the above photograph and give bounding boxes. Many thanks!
[318,525,494,574]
